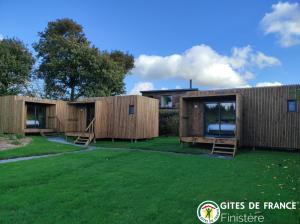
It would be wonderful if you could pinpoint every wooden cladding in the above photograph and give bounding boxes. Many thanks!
[180,85,300,149]
[0,95,159,140]
[93,96,159,139]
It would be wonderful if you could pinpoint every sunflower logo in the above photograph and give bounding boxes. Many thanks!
[197,200,221,223]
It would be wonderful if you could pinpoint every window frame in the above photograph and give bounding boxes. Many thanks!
[129,105,135,115]
[287,100,297,112]
[160,95,173,108]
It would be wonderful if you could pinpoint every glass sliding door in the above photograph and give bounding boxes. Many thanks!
[204,103,220,136]
[219,102,236,136]
[204,101,236,137]
[26,103,47,129]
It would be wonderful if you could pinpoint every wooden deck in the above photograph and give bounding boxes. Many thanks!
[180,136,237,145]
[65,132,92,137]
[24,128,55,133]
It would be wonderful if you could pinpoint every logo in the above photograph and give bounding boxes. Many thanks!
[197,200,221,223]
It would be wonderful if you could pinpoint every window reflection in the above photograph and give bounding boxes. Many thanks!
[205,101,236,137]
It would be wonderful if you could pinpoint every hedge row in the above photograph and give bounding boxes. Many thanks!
[159,110,179,136]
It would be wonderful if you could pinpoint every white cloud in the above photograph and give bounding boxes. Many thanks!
[261,2,300,47]
[131,44,280,88]
[0,34,3,41]
[129,82,154,95]
[250,51,281,68]
[256,81,283,87]
[175,85,181,89]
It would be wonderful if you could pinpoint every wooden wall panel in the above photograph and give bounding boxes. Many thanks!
[136,96,159,139]
[94,98,112,138]
[0,96,24,134]
[111,96,137,139]
[55,101,68,132]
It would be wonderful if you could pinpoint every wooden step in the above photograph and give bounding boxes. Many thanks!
[211,138,237,157]
[213,150,234,155]
[74,140,88,143]
[74,132,94,146]
[213,146,235,150]
[74,141,87,144]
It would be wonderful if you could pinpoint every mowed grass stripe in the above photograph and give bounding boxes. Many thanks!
[0,147,299,224]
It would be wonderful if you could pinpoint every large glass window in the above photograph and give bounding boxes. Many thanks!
[205,101,236,137]
[160,95,172,108]
[26,104,46,129]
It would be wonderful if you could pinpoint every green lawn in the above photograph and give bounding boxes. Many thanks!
[0,139,299,224]
[0,136,83,160]
[92,137,211,154]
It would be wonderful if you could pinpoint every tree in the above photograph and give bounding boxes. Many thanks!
[83,51,134,97]
[0,38,34,95]
[33,18,134,100]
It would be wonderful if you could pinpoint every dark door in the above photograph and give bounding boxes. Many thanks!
[86,103,95,126]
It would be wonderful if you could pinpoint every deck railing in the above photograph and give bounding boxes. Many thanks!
[85,117,95,135]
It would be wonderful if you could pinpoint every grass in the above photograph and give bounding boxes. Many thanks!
[92,137,211,154]
[0,136,83,160]
[0,142,299,224]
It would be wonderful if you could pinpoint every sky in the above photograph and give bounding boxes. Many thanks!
[0,0,299,94]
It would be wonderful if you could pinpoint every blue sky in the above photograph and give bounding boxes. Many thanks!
[0,0,299,94]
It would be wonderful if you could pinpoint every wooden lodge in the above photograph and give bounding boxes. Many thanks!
[180,85,300,155]
[0,95,159,145]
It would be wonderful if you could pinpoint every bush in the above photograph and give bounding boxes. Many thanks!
[11,140,21,145]
[16,134,25,139]
[159,110,179,136]
[8,134,17,140]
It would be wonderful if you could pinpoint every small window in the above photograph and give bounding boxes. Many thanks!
[160,95,172,108]
[287,100,297,112]
[129,105,135,114]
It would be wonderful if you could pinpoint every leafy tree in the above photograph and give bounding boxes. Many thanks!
[33,18,134,100]
[0,38,34,95]
[83,51,134,97]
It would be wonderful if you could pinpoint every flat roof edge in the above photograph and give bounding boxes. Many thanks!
[140,88,199,93]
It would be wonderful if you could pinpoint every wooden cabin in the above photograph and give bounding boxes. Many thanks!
[64,95,159,144]
[0,95,66,135]
[0,95,159,145]
[180,85,300,155]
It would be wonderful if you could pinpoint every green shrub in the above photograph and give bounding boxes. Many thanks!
[159,110,179,136]
[16,134,25,139]
[11,140,21,145]
[8,135,17,140]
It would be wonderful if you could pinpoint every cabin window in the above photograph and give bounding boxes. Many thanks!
[26,103,46,129]
[287,100,297,112]
[129,105,135,114]
[204,101,236,137]
[160,95,172,108]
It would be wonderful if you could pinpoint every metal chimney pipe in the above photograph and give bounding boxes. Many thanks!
[189,79,192,89]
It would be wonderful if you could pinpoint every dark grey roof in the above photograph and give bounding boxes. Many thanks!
[140,88,198,93]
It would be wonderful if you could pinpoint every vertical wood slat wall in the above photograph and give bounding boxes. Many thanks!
[0,95,159,140]
[180,85,300,149]
[0,96,24,134]
[93,96,159,140]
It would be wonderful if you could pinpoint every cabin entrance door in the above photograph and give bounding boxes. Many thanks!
[77,108,86,132]
[86,103,95,126]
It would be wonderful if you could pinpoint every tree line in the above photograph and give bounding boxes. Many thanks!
[0,18,134,100]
